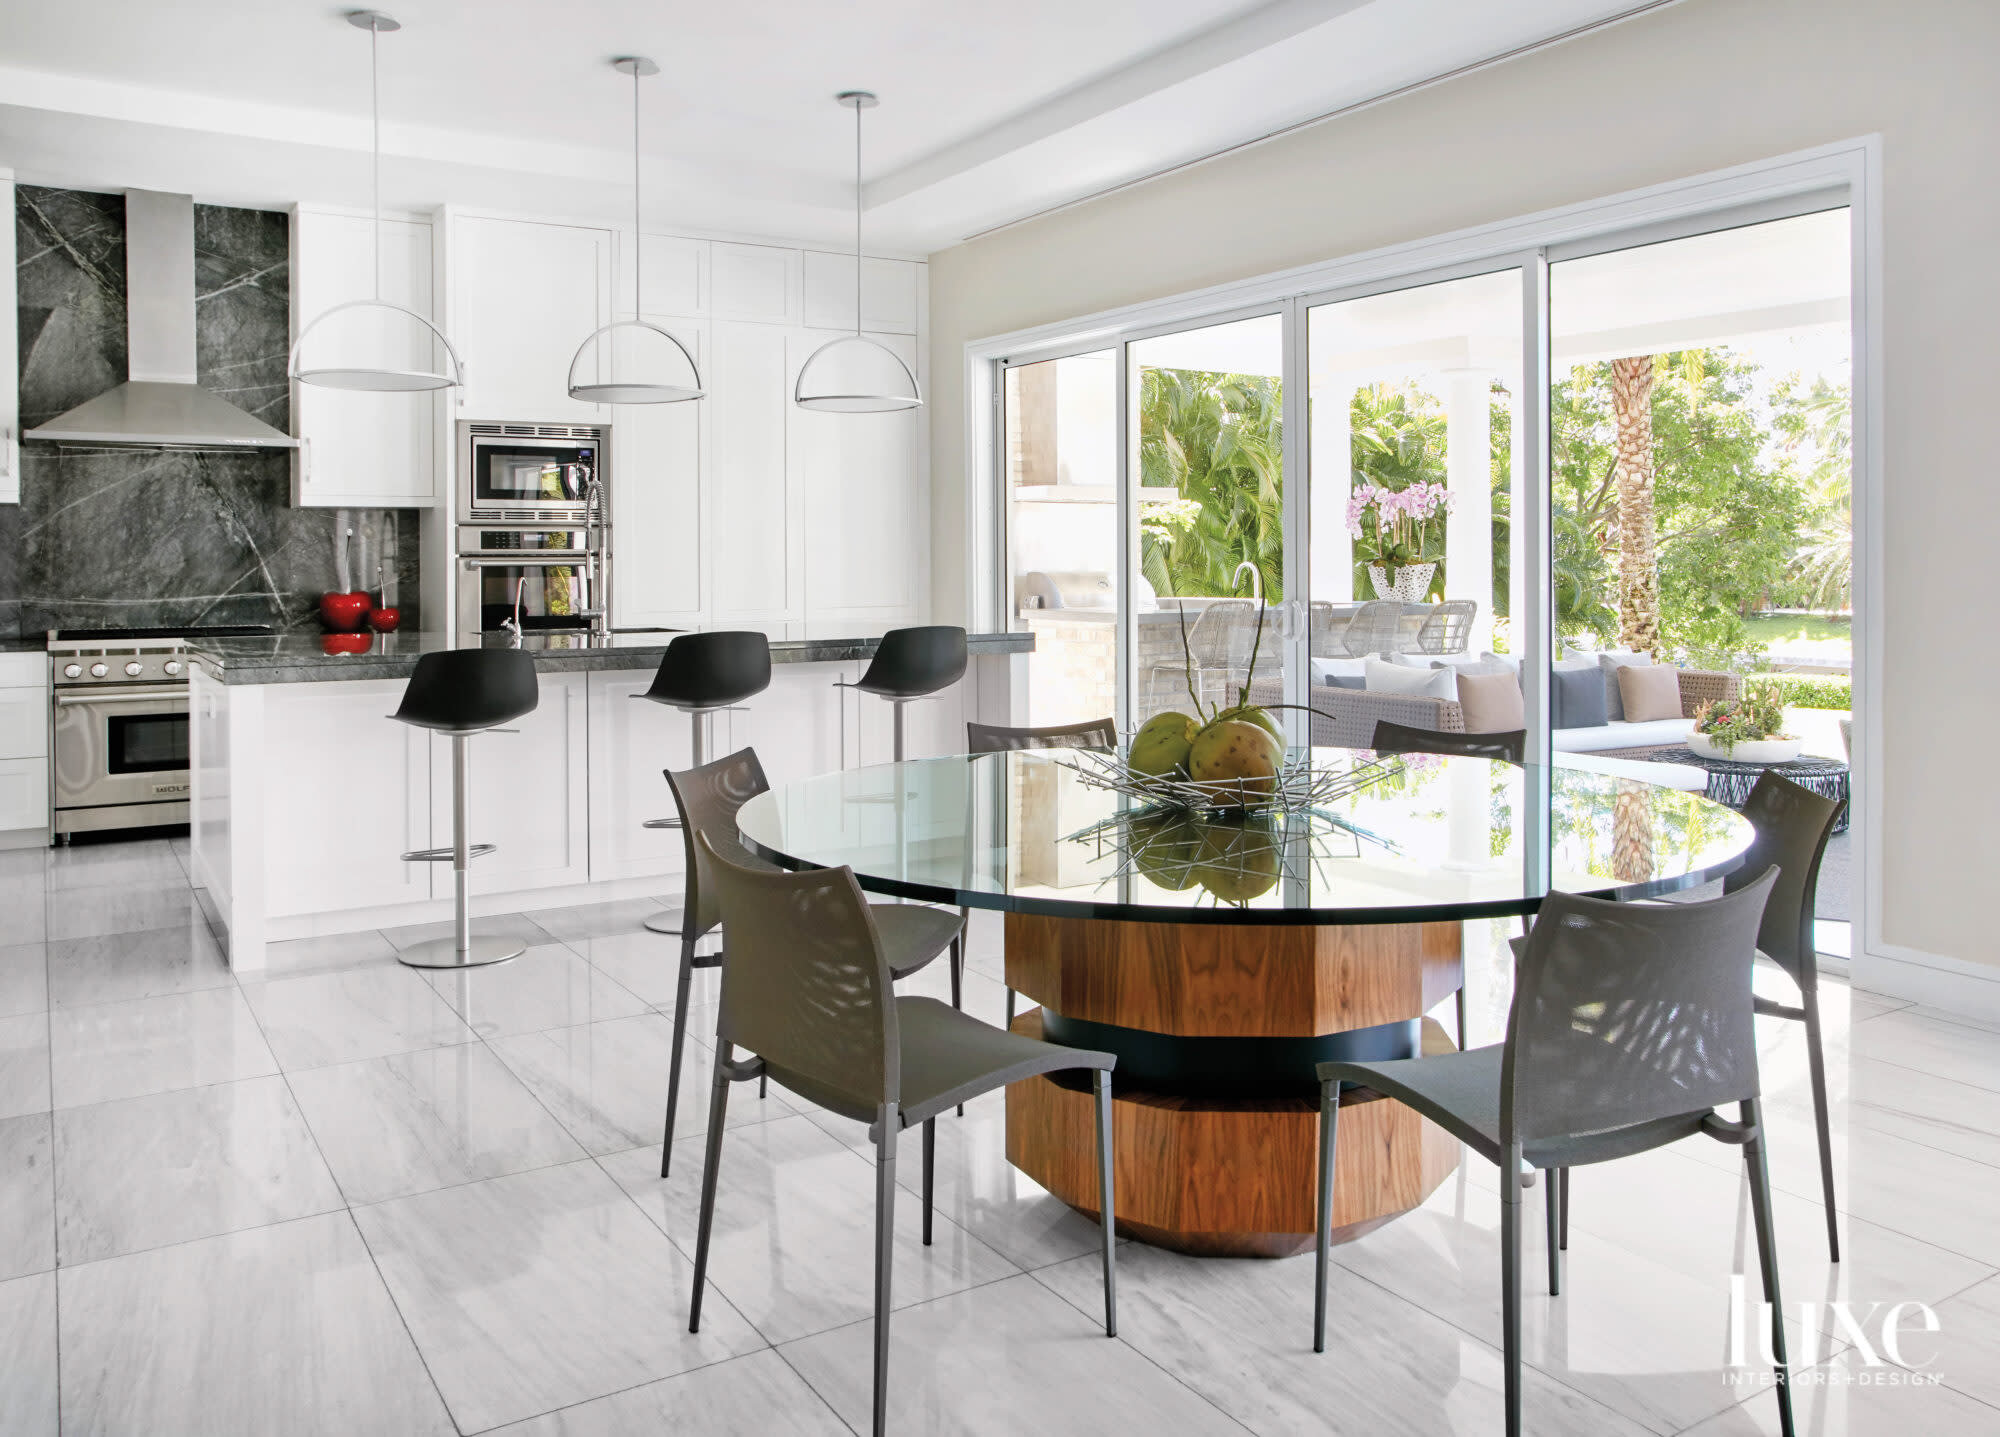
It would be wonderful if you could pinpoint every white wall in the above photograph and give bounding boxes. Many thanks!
[926,0,2000,972]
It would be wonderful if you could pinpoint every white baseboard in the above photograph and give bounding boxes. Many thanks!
[1853,940,2000,1020]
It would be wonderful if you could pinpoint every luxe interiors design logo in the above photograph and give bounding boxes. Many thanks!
[1727,1276,1946,1387]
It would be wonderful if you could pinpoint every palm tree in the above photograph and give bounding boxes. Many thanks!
[1610,355,1661,655]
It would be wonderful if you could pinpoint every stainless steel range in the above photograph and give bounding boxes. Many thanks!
[47,625,271,840]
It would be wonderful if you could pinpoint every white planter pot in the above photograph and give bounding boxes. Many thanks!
[1688,732,1802,765]
[1367,562,1435,603]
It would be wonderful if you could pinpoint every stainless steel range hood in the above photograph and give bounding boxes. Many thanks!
[25,190,298,450]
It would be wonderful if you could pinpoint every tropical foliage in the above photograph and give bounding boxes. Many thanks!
[1136,368,1284,600]
[1133,347,1850,671]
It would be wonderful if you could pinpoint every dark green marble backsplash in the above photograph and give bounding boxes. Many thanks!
[2,186,419,637]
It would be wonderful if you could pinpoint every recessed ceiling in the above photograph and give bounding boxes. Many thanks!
[0,0,1675,254]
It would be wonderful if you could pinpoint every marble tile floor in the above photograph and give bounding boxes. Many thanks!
[2,836,1999,1434]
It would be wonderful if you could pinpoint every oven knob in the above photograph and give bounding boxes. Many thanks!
[163,660,184,676]
[125,661,145,677]
[89,663,109,678]
[63,663,82,679]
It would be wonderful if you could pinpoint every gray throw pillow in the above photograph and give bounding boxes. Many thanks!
[1552,666,1608,729]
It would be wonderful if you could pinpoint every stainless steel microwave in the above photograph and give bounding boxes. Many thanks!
[458,421,610,523]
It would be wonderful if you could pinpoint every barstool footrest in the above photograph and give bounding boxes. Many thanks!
[400,843,499,863]
[642,817,682,830]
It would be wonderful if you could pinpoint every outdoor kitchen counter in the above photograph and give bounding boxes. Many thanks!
[188,628,1033,685]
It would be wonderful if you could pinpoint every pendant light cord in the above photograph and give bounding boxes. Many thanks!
[853,97,863,337]
[632,63,642,323]
[370,18,381,303]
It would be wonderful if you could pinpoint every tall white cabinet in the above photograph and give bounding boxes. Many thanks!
[290,205,440,508]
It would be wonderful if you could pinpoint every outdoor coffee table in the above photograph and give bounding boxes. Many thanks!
[1648,747,1851,834]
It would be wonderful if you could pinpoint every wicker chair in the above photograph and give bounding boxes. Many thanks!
[1337,600,1407,658]
[1415,599,1477,655]
[1145,599,1262,714]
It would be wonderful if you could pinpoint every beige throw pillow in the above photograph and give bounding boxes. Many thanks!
[1457,669,1526,733]
[1617,663,1683,723]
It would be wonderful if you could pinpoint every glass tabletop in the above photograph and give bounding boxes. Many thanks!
[735,748,1755,925]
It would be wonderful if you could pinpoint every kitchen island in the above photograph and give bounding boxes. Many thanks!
[187,629,1032,971]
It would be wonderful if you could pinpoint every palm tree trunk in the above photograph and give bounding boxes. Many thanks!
[1610,356,1660,656]
[1611,780,1656,884]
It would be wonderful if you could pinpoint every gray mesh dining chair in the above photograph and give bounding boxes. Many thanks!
[1733,770,1848,1259]
[1369,718,1525,764]
[1312,874,1793,1437]
[654,748,966,1178]
[965,718,1118,1029]
[1368,718,1526,1047]
[687,835,1118,1437]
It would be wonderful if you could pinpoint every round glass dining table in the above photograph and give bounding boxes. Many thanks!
[737,747,1753,1257]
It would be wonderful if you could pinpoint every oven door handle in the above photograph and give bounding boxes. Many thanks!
[55,690,189,707]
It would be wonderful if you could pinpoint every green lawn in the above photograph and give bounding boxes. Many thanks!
[1742,612,1851,653]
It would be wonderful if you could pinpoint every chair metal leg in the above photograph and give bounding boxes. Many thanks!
[1545,1167,1563,1295]
[872,1107,900,1437]
[921,1118,936,1247]
[1501,1139,1524,1437]
[951,936,965,1116]
[1313,1078,1340,1353]
[1005,988,1016,1027]
[1558,1167,1569,1251]
[1094,1069,1117,1337]
[1743,1097,1796,1437]
[658,935,697,1180]
[1801,988,1841,1261]
[1455,984,1469,1049]
[687,1045,733,1334]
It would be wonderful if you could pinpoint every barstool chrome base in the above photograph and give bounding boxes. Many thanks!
[643,909,683,935]
[397,934,527,970]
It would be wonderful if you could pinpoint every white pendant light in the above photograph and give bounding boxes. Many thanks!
[567,57,704,405]
[794,92,922,414]
[288,11,464,393]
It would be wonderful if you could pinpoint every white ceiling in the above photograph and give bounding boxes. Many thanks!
[0,0,1671,255]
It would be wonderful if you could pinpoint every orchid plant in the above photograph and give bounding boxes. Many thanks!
[1347,481,1451,585]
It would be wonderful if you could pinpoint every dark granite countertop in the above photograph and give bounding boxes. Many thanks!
[188,629,1034,685]
[0,636,50,655]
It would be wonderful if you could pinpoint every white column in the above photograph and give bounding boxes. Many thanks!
[1309,377,1354,603]
[1442,367,1494,653]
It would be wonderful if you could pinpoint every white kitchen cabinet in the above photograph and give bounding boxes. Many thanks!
[610,318,706,629]
[793,328,926,624]
[585,668,689,883]
[449,215,615,422]
[634,234,706,317]
[290,205,439,508]
[435,671,590,895]
[0,650,48,836]
[801,252,920,335]
[711,242,796,324]
[261,681,432,918]
[0,171,18,505]
[708,321,798,624]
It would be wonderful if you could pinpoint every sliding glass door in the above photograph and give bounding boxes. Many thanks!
[1302,268,1527,724]
[1126,313,1286,727]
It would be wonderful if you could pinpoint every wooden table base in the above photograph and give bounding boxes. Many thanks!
[1003,912,1464,1258]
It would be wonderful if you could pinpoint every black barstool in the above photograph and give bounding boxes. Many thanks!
[836,626,968,761]
[635,632,773,935]
[390,648,540,970]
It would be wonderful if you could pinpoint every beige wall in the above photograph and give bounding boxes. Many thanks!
[926,0,2000,968]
